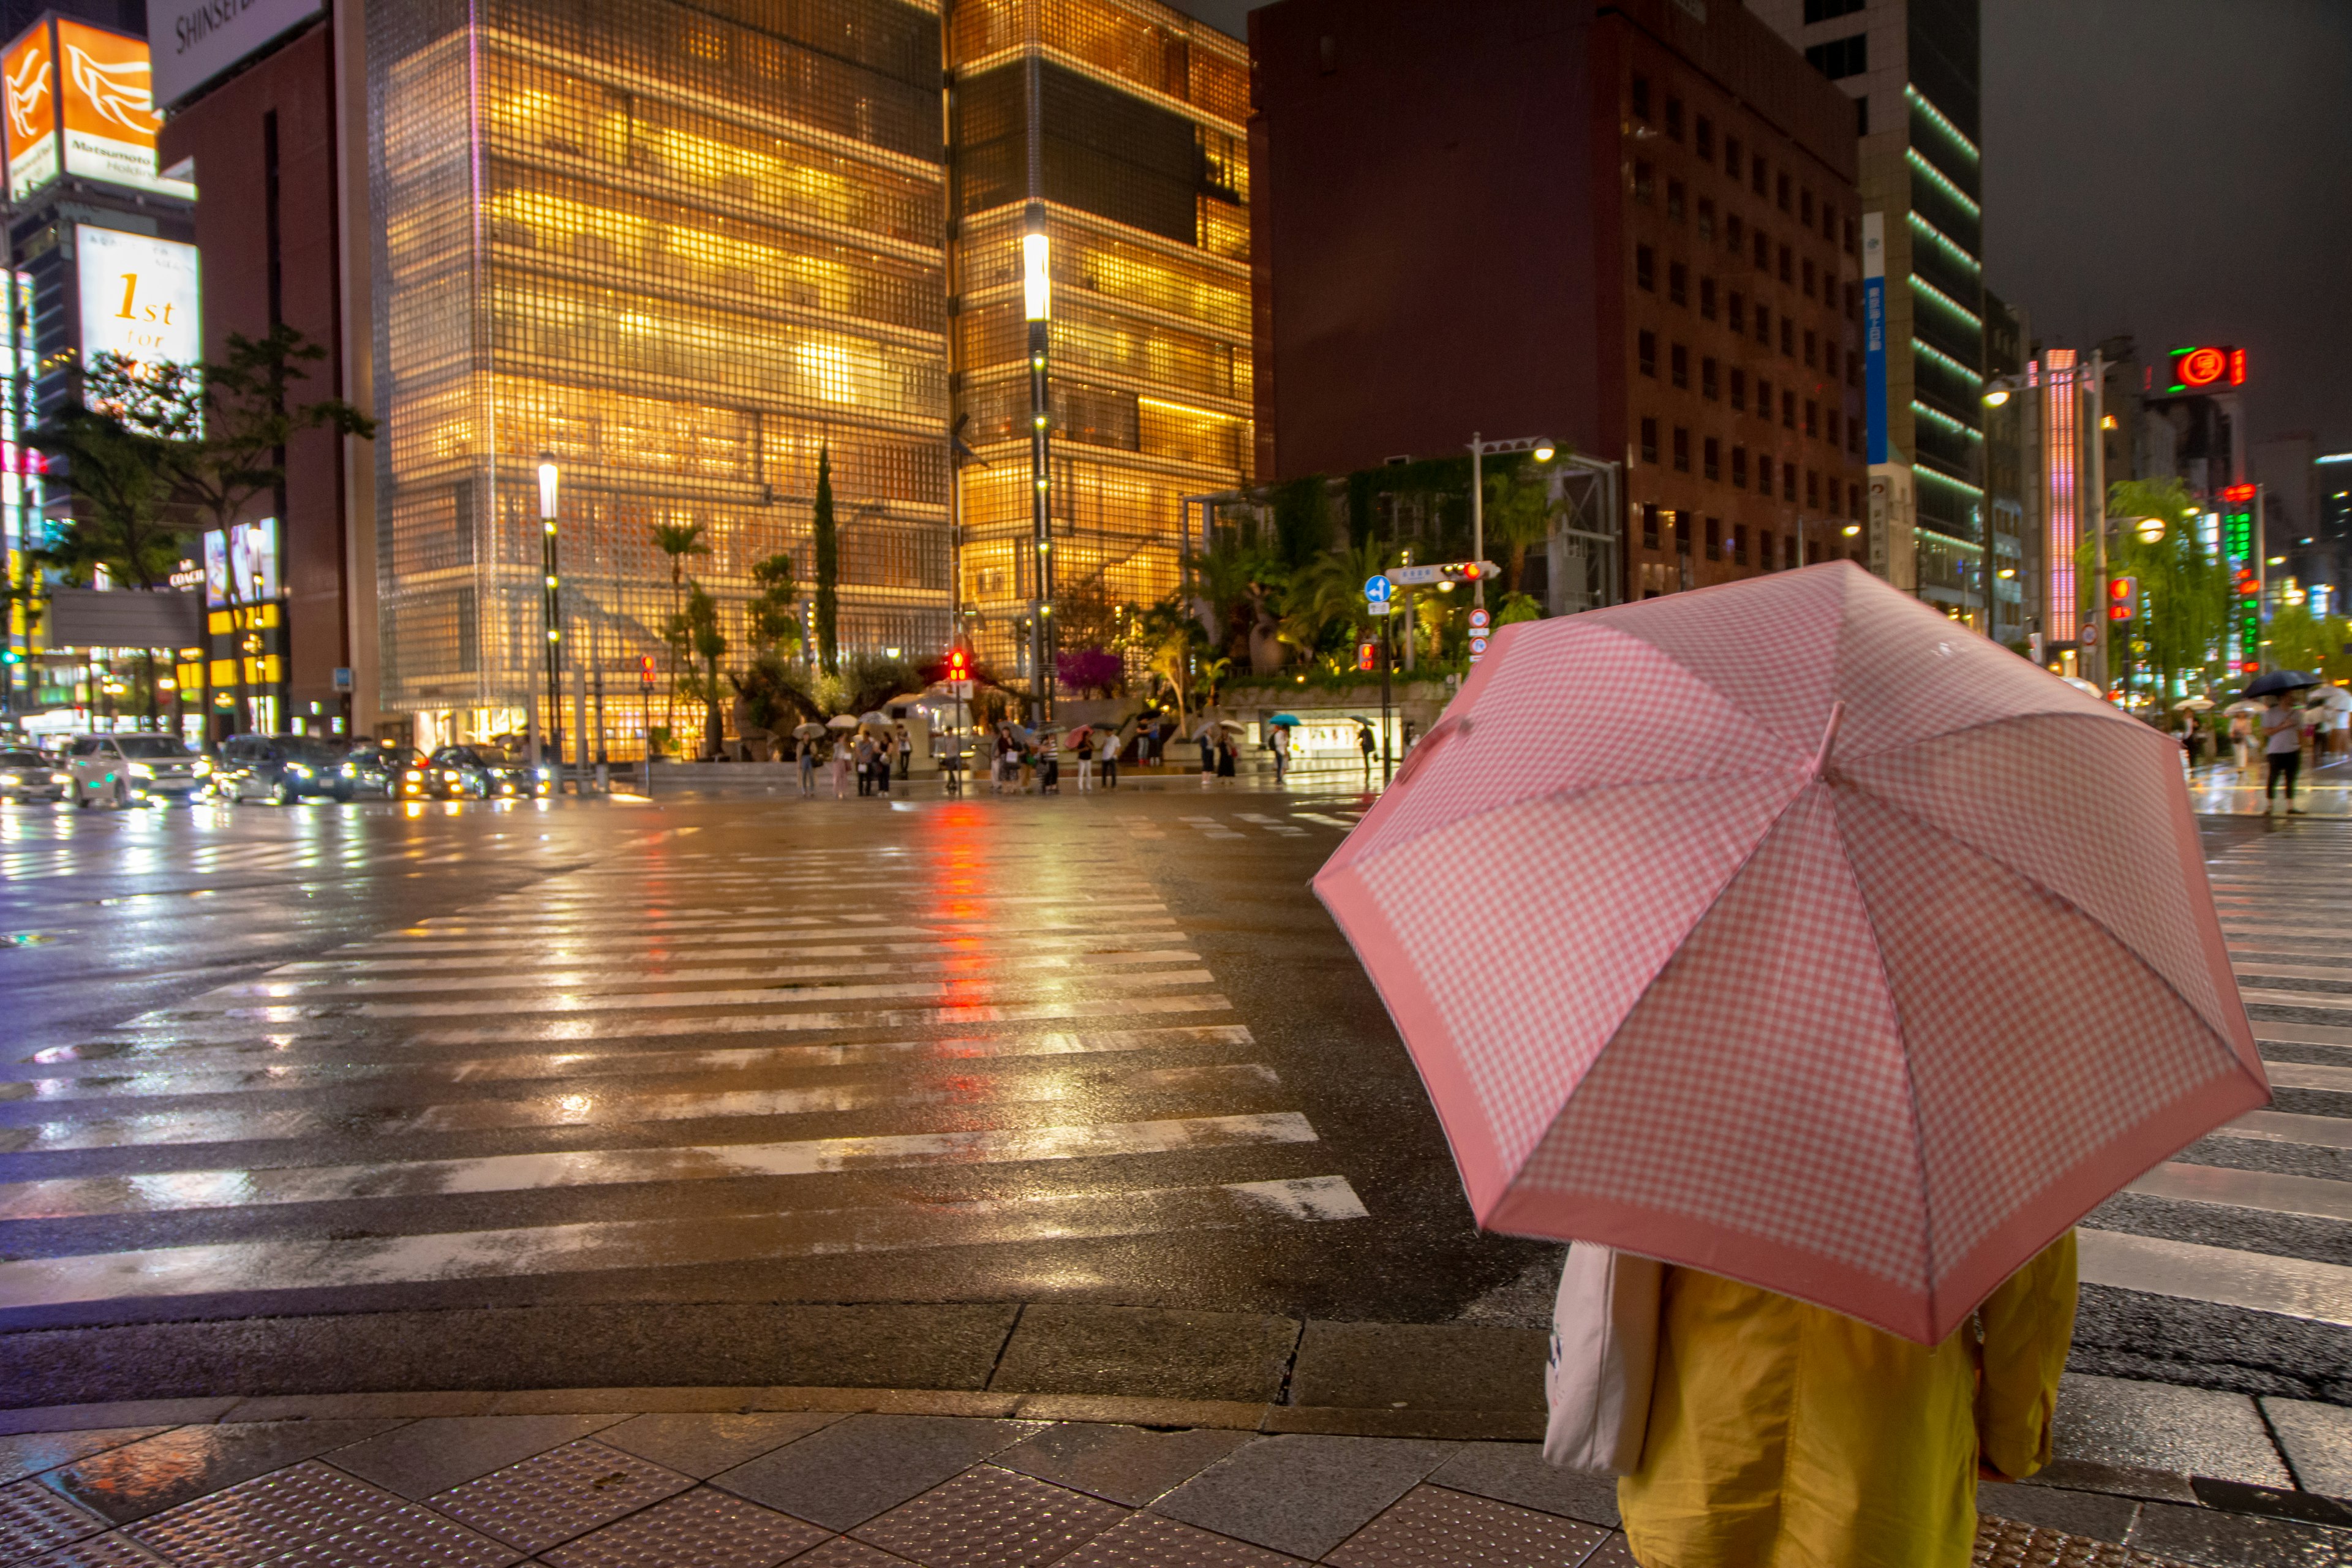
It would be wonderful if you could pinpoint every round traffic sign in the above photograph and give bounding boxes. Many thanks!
[1469,636,1488,656]
[1468,608,1490,630]
[1364,575,1393,603]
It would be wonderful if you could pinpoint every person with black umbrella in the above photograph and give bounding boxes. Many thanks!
[2247,669,2320,814]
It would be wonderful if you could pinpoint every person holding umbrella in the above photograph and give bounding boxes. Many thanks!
[2247,669,2318,812]
[1316,564,2267,1568]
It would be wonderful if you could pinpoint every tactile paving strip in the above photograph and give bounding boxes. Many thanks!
[540,1485,830,1568]
[1326,1486,1610,1568]
[1973,1515,2187,1567]
[13,1531,170,1566]
[0,1479,109,1559]
[1060,1512,1308,1567]
[121,1461,519,1568]
[853,1465,1129,1568]
[431,1439,693,1554]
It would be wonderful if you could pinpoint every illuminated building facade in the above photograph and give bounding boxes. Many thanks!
[945,0,1252,685]
[368,0,953,751]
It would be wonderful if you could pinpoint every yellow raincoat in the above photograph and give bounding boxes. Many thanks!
[1618,1232,2076,1568]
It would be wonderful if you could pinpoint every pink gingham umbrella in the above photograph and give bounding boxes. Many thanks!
[1314,562,2267,1344]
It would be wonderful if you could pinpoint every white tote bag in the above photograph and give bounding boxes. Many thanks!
[1543,1242,1664,1474]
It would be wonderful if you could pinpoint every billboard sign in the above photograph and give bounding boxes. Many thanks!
[77,225,202,390]
[1861,213,1887,465]
[3,21,56,200]
[203,518,277,607]
[57,20,194,199]
[150,0,321,111]
[2167,344,2247,394]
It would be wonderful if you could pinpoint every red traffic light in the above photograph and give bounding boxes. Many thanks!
[946,647,970,679]
[1356,638,1378,672]
[2108,576,2137,620]
[638,654,655,686]
[2221,483,2257,504]
[1460,562,1485,581]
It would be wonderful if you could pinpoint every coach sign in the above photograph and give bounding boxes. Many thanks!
[148,0,318,111]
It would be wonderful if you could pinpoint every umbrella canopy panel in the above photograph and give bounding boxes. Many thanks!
[1314,563,2265,1344]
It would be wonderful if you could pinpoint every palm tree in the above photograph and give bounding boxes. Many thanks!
[1483,458,1564,597]
[650,520,708,752]
[1280,536,1401,663]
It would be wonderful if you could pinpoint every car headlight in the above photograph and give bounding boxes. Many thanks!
[129,763,155,778]
[443,771,460,782]
[288,764,311,777]
[0,772,17,785]
[341,763,356,776]
[536,766,552,778]
[193,758,211,775]
[49,771,69,783]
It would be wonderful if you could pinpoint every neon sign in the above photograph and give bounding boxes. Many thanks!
[2168,344,2246,393]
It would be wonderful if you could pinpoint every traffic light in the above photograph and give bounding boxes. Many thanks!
[945,647,970,681]
[2108,576,2138,622]
[1387,560,1502,589]
[638,654,656,688]
[1355,636,1378,672]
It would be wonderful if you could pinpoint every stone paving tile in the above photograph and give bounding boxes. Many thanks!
[2127,1499,2352,1566]
[1152,1436,1455,1562]
[993,1425,1256,1508]
[1323,1484,1608,1567]
[118,1458,519,1568]
[0,1477,110,1560]
[10,1532,171,1565]
[1423,1444,1619,1528]
[1287,1326,1546,1414]
[1058,1512,1307,1567]
[712,1415,1048,1532]
[329,1414,629,1500]
[2267,1399,2352,1501]
[595,1412,842,1480]
[2052,1375,2291,1491]
[990,1308,1299,1404]
[430,1438,694,1555]
[0,1431,169,1488]
[537,1484,830,1567]
[41,1421,405,1526]
[853,1464,1128,1568]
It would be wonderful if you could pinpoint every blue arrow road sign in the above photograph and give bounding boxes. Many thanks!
[1364,575,1393,603]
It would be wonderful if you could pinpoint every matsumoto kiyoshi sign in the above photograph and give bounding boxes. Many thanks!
[149,0,320,111]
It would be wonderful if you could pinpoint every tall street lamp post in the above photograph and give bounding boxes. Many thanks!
[538,453,563,784]
[1024,212,1055,727]
[1466,432,1558,612]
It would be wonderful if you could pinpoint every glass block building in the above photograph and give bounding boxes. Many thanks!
[367,0,1251,748]
[369,0,954,750]
[944,0,1252,684]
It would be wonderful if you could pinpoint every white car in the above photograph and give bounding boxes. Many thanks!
[61,733,211,807]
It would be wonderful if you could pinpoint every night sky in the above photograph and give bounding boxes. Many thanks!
[1170,0,2350,453]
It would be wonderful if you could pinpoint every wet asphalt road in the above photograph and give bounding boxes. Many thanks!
[0,776,1559,1398]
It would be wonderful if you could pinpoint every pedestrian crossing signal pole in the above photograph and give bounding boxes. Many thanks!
[1023,212,1054,729]
[537,455,564,786]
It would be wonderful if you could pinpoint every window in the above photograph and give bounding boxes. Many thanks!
[1673,509,1691,555]
[1637,245,1656,290]
[1730,368,1748,411]
[1673,426,1691,472]
[1804,0,1864,21]
[1782,388,1796,427]
[1669,262,1688,305]
[1844,217,1856,254]
[1758,527,1774,568]
[1826,409,1840,445]
[1849,419,1863,454]
[1779,244,1793,283]
[1781,318,1795,357]
[1805,34,1867,80]
[1783,463,1798,502]
[1757,454,1773,494]
[1777,173,1792,211]
[1634,161,1654,204]
[1665,96,1683,140]
[1806,470,1822,509]
[1698,199,1716,241]
[1752,156,1767,197]
[1849,482,1862,519]
[1640,417,1659,464]
[1800,189,1814,226]
[1845,282,1860,319]
[1724,135,1741,181]
[1754,230,1769,268]
[1632,75,1650,119]
[1667,179,1685,221]
[1733,521,1748,566]
[1802,258,1817,298]
[1670,343,1689,388]
[1755,304,1771,345]
[1642,502,1661,549]
[1731,445,1748,486]
[1727,292,1746,333]
[1701,356,1719,399]
[1700,277,1717,319]
[1638,330,1657,377]
[1695,116,1714,159]
[1804,399,1819,437]
[1726,214,1744,252]
[1804,329,1818,367]
[1755,375,1772,416]
[1703,438,1720,482]
[1824,343,1839,377]
[1705,516,1722,559]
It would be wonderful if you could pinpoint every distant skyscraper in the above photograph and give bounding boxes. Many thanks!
[1752,0,1985,612]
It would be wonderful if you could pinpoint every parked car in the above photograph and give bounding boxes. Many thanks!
[210,734,353,804]
[336,739,420,798]
[0,745,69,804]
[62,732,211,807]
[402,743,551,800]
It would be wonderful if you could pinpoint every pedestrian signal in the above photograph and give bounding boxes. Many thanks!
[945,647,970,680]
[2108,577,2138,621]
[638,654,656,687]
[1355,637,1378,672]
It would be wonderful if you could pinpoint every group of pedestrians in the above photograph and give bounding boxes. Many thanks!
[791,726,910,800]
[982,723,1123,794]
[2190,687,2351,813]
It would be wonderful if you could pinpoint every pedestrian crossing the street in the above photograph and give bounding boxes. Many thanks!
[2078,829,2352,1386]
[0,830,1367,1317]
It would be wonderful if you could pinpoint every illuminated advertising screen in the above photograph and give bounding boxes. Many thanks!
[56,19,194,200]
[2,21,56,201]
[203,518,277,607]
[2168,344,2247,394]
[77,225,202,389]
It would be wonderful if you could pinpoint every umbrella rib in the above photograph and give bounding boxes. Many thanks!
[1836,706,2146,766]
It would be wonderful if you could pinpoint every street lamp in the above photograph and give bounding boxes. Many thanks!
[538,453,562,782]
[1467,432,1558,611]
[1023,211,1054,725]
[2136,516,2166,544]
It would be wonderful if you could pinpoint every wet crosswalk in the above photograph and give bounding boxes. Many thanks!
[2079,829,2352,1382]
[0,831,1368,1318]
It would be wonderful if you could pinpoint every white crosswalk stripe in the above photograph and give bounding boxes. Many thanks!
[0,834,1365,1315]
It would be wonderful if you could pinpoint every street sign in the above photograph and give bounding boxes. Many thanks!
[331,666,352,692]
[1468,608,1490,631]
[1388,560,1501,587]
[1365,601,1393,617]
[1469,638,1489,659]
[1364,575,1393,603]
[2079,620,2099,648]
[946,679,975,698]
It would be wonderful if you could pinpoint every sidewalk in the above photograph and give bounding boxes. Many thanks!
[3,1371,2350,1567]
[2189,755,2352,817]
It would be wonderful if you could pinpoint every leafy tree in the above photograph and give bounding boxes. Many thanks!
[1270,476,1335,568]
[2100,477,2231,706]
[748,551,800,655]
[1057,646,1121,698]
[1482,458,1562,597]
[650,519,708,742]
[2263,600,2352,684]
[812,444,840,674]
[668,581,728,756]
[1278,535,1399,663]
[1494,590,1544,625]
[1194,524,1286,669]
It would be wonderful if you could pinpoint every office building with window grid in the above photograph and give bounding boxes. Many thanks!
[1753,0,1985,616]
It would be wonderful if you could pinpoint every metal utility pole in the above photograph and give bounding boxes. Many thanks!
[2083,352,2109,690]
[1379,608,1393,786]
[537,456,563,776]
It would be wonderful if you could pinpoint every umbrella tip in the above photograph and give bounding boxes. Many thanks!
[1812,701,1846,778]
